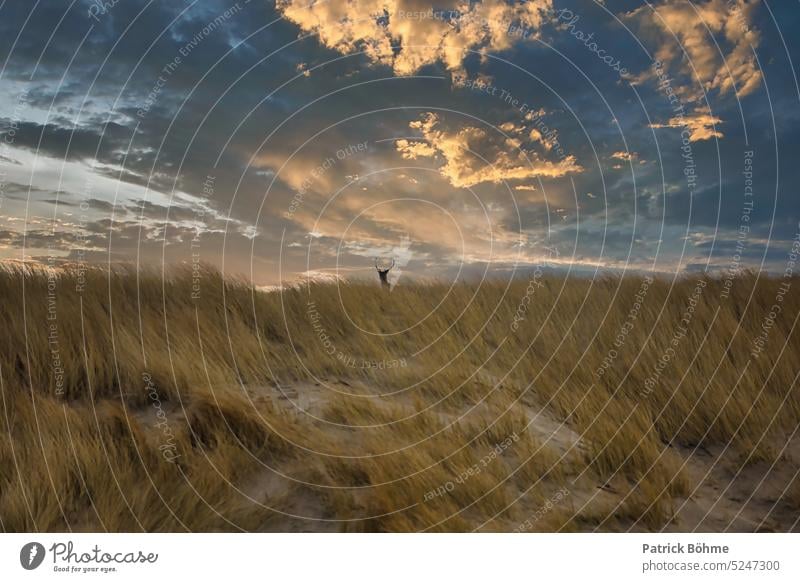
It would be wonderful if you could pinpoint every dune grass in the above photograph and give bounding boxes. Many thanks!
[0,263,798,532]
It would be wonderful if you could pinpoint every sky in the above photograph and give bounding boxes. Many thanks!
[0,0,798,286]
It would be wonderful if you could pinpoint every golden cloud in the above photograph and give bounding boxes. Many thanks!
[627,0,762,98]
[276,0,552,76]
[649,106,723,141]
[611,151,637,161]
[395,138,438,159]
[396,112,582,188]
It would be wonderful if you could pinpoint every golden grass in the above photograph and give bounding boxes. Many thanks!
[0,263,798,531]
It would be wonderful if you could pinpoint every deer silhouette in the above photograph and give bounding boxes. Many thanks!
[375,258,394,289]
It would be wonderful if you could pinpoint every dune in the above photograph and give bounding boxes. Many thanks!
[1,264,798,532]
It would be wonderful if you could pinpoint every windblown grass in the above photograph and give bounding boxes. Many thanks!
[1,263,798,531]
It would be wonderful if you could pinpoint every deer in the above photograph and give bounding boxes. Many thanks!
[375,258,394,289]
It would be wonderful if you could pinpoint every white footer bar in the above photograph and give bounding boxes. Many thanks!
[1,533,797,581]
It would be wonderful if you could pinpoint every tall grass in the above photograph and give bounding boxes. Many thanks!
[0,264,798,531]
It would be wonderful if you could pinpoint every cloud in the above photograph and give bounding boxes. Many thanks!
[0,154,22,165]
[611,151,637,162]
[627,0,762,98]
[499,121,523,133]
[395,112,582,188]
[528,128,553,151]
[395,138,437,159]
[276,0,552,76]
[0,0,794,280]
[649,106,723,141]
[293,269,345,285]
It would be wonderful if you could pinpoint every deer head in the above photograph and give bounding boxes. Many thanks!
[375,258,394,289]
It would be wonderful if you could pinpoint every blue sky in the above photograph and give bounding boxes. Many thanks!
[0,0,798,285]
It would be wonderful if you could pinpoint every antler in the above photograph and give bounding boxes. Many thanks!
[389,258,395,270]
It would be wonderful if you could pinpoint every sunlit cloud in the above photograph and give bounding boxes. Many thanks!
[649,106,723,141]
[611,151,638,162]
[395,112,582,188]
[276,0,553,77]
[627,0,762,99]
